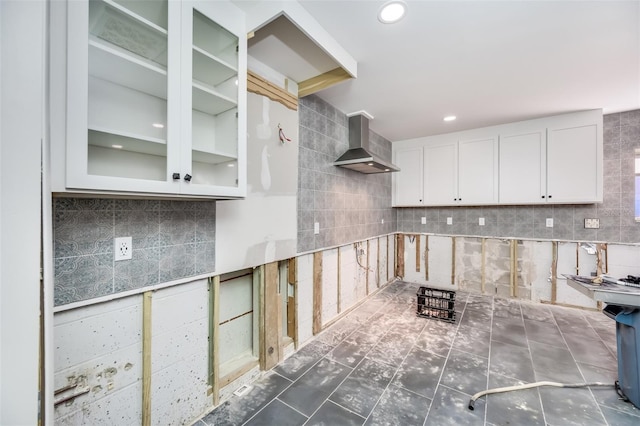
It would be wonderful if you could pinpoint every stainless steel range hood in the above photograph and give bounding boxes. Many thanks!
[333,112,400,174]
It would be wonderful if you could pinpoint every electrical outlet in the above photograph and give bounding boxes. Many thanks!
[584,218,600,229]
[314,222,320,235]
[114,237,132,261]
[479,217,485,226]
[421,217,426,224]
[546,218,554,228]
[446,217,453,225]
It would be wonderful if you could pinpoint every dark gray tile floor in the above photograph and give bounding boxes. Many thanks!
[196,281,640,426]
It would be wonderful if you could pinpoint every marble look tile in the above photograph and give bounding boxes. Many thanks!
[274,340,334,381]
[425,385,486,426]
[440,349,488,396]
[202,372,292,425]
[392,347,447,399]
[529,341,584,383]
[539,386,606,426]
[489,341,536,383]
[523,319,566,348]
[364,384,430,426]
[327,331,382,368]
[485,372,545,426]
[329,358,395,418]
[278,358,352,416]
[306,401,364,426]
[244,399,307,426]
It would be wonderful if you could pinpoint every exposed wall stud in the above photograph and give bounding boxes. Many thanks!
[142,291,152,426]
[313,252,323,335]
[415,234,421,273]
[451,237,456,285]
[208,276,220,405]
[287,258,298,348]
[424,235,429,281]
[366,239,370,294]
[395,234,405,278]
[261,262,280,370]
[337,247,342,313]
[247,71,298,110]
[377,237,381,288]
[551,241,558,304]
[481,238,486,294]
[510,240,518,298]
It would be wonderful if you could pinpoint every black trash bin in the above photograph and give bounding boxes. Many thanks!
[603,304,640,409]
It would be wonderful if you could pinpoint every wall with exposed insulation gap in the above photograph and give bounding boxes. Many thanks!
[399,233,640,309]
[295,235,395,345]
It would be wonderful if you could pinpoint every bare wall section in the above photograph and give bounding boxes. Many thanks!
[216,92,298,274]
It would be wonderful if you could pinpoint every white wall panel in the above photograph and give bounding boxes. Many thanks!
[607,244,640,278]
[339,245,357,312]
[556,242,597,308]
[321,249,338,325]
[296,254,314,344]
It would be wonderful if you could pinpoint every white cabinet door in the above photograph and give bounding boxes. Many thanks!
[62,0,246,198]
[499,131,546,204]
[424,141,457,205]
[547,124,599,203]
[458,137,498,205]
[393,147,423,206]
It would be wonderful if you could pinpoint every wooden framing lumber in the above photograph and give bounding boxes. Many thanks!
[510,240,518,298]
[298,67,352,98]
[261,262,280,370]
[287,258,297,348]
[395,234,405,278]
[366,239,370,294]
[551,241,558,304]
[481,238,486,294]
[313,252,323,335]
[208,276,220,405]
[142,291,152,426]
[415,235,421,273]
[451,237,456,285]
[337,247,342,313]
[247,70,298,111]
[424,235,429,281]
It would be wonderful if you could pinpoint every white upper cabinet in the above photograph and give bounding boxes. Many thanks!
[393,147,424,206]
[54,0,247,198]
[499,130,546,204]
[392,109,602,207]
[546,123,599,203]
[457,137,498,205]
[423,141,457,205]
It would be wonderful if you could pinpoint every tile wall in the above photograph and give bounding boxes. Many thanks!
[297,95,397,252]
[53,198,215,306]
[397,110,640,244]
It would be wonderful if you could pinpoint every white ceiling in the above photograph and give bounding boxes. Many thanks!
[292,0,640,142]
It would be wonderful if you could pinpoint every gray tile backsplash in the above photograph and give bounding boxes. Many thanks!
[297,95,397,252]
[53,198,215,306]
[397,110,640,243]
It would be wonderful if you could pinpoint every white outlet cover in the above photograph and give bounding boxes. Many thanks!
[479,217,485,226]
[446,217,453,225]
[114,236,132,261]
[314,222,320,235]
[421,217,426,224]
[546,218,554,228]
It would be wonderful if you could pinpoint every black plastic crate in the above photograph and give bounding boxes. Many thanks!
[416,286,456,323]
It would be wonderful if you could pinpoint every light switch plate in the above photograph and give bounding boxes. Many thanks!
[584,218,600,229]
[479,217,485,226]
[421,217,426,224]
[546,218,554,228]
[446,217,453,225]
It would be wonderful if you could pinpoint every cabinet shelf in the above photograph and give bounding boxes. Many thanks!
[193,45,237,88]
[89,38,167,99]
[88,127,167,157]
[193,149,236,165]
[90,0,168,66]
[192,82,237,115]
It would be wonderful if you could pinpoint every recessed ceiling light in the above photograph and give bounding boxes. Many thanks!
[152,123,164,128]
[111,144,123,149]
[227,163,235,168]
[444,115,457,122]
[378,1,406,24]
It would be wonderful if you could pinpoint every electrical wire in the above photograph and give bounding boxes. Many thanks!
[468,381,613,410]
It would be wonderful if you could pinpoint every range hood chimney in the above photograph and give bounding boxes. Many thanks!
[333,112,400,174]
